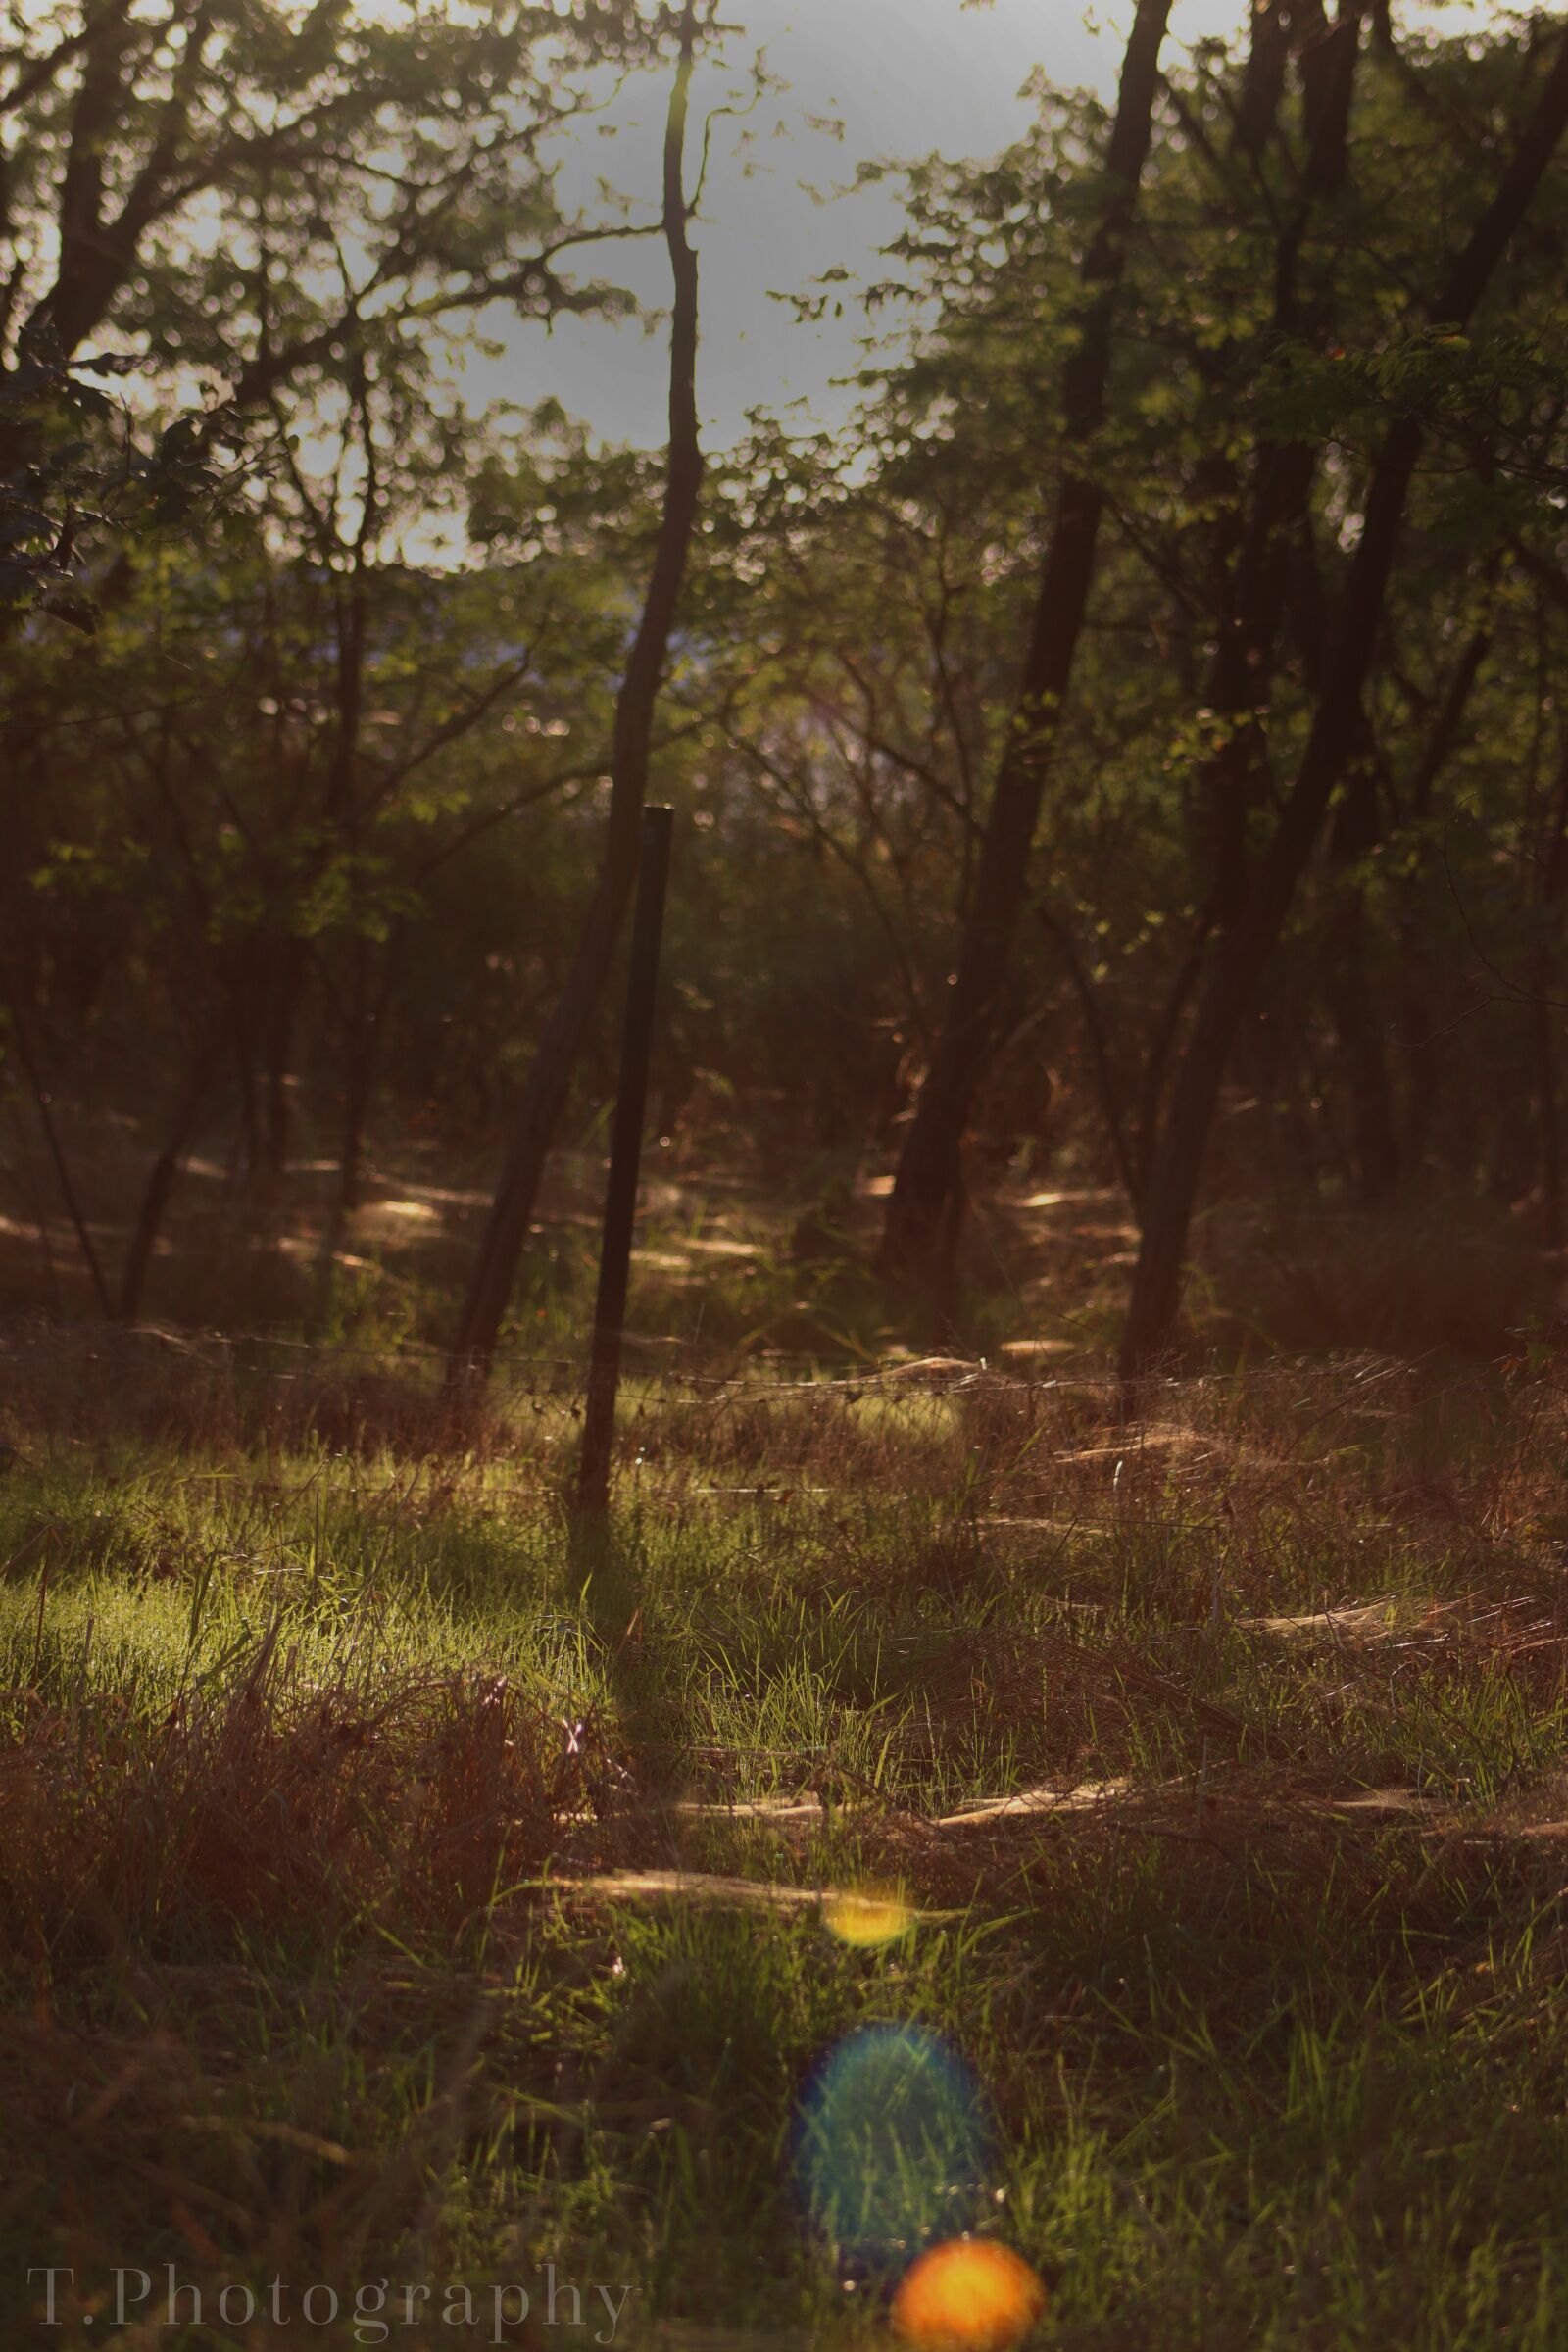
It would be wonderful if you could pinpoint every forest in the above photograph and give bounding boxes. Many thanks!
[5,1,1568,2346]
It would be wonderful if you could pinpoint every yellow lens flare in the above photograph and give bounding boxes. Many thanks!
[823,1883,915,1947]
[890,2239,1047,2352]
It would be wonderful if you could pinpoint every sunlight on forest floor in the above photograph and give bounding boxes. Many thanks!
[5,1322,1568,2345]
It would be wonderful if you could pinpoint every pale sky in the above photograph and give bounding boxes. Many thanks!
[466,0,1493,452]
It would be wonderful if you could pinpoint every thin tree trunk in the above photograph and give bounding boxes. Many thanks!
[263,936,306,1183]
[449,4,704,1380]
[879,0,1173,1286]
[1408,625,1492,825]
[1188,6,1363,927]
[1119,25,1568,1384]
[1033,901,1136,1203]
[329,362,374,1219]
[1326,898,1401,1205]
[1535,995,1562,1250]
[312,934,396,1329]
[4,1004,111,1316]
[338,942,374,1223]
[5,1101,62,1312]
[311,428,377,1327]
[118,1034,220,1323]
[1134,912,1213,1210]
[1146,7,1362,1210]
[1532,735,1568,1249]
[1324,756,1400,1205]
[225,976,260,1189]
[1129,5,1352,1229]
[1396,621,1491,1165]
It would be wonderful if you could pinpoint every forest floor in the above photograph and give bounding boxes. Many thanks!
[5,1291,1568,2348]
[4,1095,1555,1369]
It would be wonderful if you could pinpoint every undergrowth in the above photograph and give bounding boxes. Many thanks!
[4,1335,1568,2346]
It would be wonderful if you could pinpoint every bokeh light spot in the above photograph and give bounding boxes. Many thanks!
[824,1882,915,1947]
[792,2025,994,2264]
[891,2239,1048,2351]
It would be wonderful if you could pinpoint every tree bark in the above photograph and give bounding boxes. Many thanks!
[1534,994,1562,1251]
[1396,621,1490,1165]
[1319,740,1400,1205]
[1118,24,1568,1384]
[1532,734,1568,1249]
[879,0,1173,1287]
[1134,913,1213,1209]
[1235,0,1290,159]
[1326,903,1402,1205]
[449,3,704,1379]
[311,428,377,1323]
[1192,5,1364,927]
[337,941,375,1224]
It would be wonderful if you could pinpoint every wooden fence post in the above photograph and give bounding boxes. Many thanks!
[576,806,674,1518]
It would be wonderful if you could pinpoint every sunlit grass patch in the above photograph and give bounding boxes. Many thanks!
[5,1353,1568,2343]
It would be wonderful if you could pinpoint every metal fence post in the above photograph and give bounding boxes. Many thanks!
[576,806,674,1517]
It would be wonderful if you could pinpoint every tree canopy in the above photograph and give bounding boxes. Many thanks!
[5,0,1568,1372]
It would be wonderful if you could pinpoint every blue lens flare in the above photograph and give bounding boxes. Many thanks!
[792,2024,995,2266]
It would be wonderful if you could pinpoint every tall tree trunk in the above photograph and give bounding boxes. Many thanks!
[1326,897,1401,1206]
[312,427,376,1326]
[1396,621,1491,1167]
[879,0,1173,1287]
[1149,3,1363,1217]
[338,942,374,1224]
[1324,754,1400,1205]
[1235,0,1290,158]
[449,3,704,1379]
[1189,5,1363,927]
[1119,25,1568,1383]
[1532,735,1568,1249]
[1134,915,1213,1210]
[1534,995,1562,1251]
[1033,902,1136,1202]
[328,353,374,1215]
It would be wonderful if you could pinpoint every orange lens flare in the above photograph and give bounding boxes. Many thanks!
[890,2239,1047,2352]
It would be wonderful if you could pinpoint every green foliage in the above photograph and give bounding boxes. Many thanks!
[7,2,1568,1304]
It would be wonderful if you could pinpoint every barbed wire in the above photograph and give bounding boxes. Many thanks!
[0,1309,1489,1413]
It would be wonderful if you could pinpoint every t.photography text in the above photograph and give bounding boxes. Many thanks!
[26,2263,634,2344]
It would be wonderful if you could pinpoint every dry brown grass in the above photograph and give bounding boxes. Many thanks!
[0,1321,522,1461]
[9,1334,1568,2343]
[1192,1195,1546,1358]
[0,1630,627,1975]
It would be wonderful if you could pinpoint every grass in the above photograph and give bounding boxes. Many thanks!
[5,1318,1568,2347]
